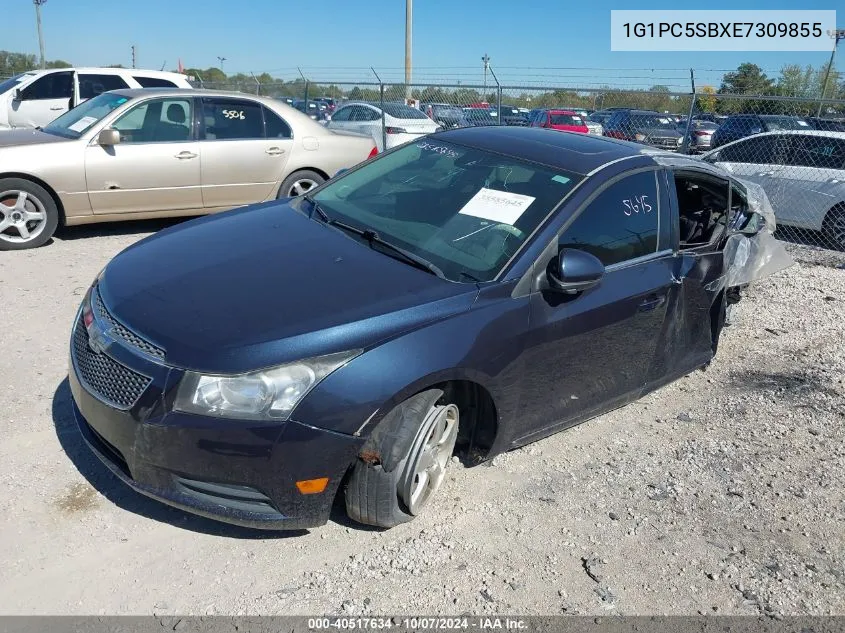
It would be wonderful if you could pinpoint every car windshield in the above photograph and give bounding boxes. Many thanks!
[464,110,496,122]
[631,114,676,129]
[311,139,582,283]
[765,117,809,131]
[550,114,584,126]
[0,74,28,95]
[381,103,430,119]
[42,92,130,139]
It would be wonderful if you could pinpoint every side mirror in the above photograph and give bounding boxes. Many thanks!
[97,128,121,146]
[547,248,605,293]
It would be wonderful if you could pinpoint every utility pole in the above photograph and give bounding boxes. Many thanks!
[33,0,47,69]
[131,45,136,69]
[817,28,845,117]
[482,54,490,100]
[404,0,412,101]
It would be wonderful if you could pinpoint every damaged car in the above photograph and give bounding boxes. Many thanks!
[68,127,790,531]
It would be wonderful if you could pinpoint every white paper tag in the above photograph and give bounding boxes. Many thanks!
[68,116,98,133]
[458,187,535,226]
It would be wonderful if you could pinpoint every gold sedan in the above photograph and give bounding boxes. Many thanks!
[0,89,378,250]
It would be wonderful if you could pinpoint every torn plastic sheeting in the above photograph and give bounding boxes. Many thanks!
[734,177,778,232]
[704,231,793,293]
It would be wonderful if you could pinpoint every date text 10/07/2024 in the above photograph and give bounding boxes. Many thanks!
[307,617,529,630]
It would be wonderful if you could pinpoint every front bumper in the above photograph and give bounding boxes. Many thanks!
[68,306,363,530]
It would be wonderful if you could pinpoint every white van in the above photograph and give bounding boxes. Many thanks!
[0,67,193,130]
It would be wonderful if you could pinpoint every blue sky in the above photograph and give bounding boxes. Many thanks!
[3,0,840,88]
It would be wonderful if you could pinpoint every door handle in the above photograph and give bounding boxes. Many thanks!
[265,147,285,156]
[175,151,198,159]
[50,106,64,111]
[758,170,776,176]
[639,295,667,312]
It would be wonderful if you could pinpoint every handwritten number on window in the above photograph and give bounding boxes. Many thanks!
[222,110,245,120]
[622,195,652,216]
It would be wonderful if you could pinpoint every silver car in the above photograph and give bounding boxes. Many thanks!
[0,89,377,250]
[703,130,845,249]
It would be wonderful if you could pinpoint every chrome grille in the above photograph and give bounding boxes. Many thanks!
[72,318,151,409]
[651,136,680,149]
[93,289,165,359]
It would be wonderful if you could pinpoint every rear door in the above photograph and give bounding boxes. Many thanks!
[517,168,675,441]
[8,70,75,128]
[198,96,293,208]
[85,96,203,214]
[775,134,845,230]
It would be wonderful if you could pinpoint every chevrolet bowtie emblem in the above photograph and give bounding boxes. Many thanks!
[88,327,110,355]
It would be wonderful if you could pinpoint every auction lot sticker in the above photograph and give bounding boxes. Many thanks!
[611,10,837,51]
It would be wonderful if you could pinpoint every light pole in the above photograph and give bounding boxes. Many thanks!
[33,0,47,69]
[482,54,490,100]
[404,0,412,102]
[217,56,227,71]
[817,28,845,117]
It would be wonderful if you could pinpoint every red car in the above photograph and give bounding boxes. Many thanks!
[529,109,589,134]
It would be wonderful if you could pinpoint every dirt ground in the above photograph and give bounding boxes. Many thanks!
[0,221,843,616]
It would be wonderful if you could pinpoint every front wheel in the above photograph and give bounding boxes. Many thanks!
[822,205,845,251]
[0,178,59,251]
[345,390,459,528]
[276,170,325,199]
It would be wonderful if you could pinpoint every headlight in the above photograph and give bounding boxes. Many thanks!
[173,350,361,421]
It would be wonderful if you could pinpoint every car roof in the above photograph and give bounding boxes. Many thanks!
[434,126,654,175]
[107,88,280,103]
[547,109,580,115]
[25,67,187,78]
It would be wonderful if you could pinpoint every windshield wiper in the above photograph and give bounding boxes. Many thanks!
[304,194,329,223]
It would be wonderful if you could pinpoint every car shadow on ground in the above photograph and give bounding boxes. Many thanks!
[55,217,188,242]
[51,378,307,539]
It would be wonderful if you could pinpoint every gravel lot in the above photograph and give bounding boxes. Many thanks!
[0,221,843,616]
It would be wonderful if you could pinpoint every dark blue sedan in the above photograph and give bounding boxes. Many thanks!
[68,127,783,530]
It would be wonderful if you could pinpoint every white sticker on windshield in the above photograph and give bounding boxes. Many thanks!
[458,188,535,226]
[797,120,809,126]
[658,117,670,124]
[67,116,98,133]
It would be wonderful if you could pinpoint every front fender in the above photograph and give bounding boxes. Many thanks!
[292,281,530,442]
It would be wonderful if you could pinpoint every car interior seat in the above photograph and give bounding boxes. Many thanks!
[154,104,190,142]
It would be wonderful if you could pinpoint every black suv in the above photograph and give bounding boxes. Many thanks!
[709,114,809,148]
[603,109,683,150]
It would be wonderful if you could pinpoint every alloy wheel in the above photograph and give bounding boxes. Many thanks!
[0,190,48,245]
[400,403,459,515]
[287,178,319,197]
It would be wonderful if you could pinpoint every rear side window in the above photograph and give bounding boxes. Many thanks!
[79,74,130,99]
[264,107,292,139]
[550,114,583,126]
[331,106,352,122]
[784,136,845,170]
[202,98,264,140]
[133,76,179,88]
[560,171,660,266]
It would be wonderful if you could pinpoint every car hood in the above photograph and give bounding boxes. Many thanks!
[99,202,478,374]
[0,128,71,148]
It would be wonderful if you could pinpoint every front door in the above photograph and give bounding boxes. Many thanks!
[198,97,292,208]
[85,96,203,214]
[516,169,674,441]
[8,70,74,128]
